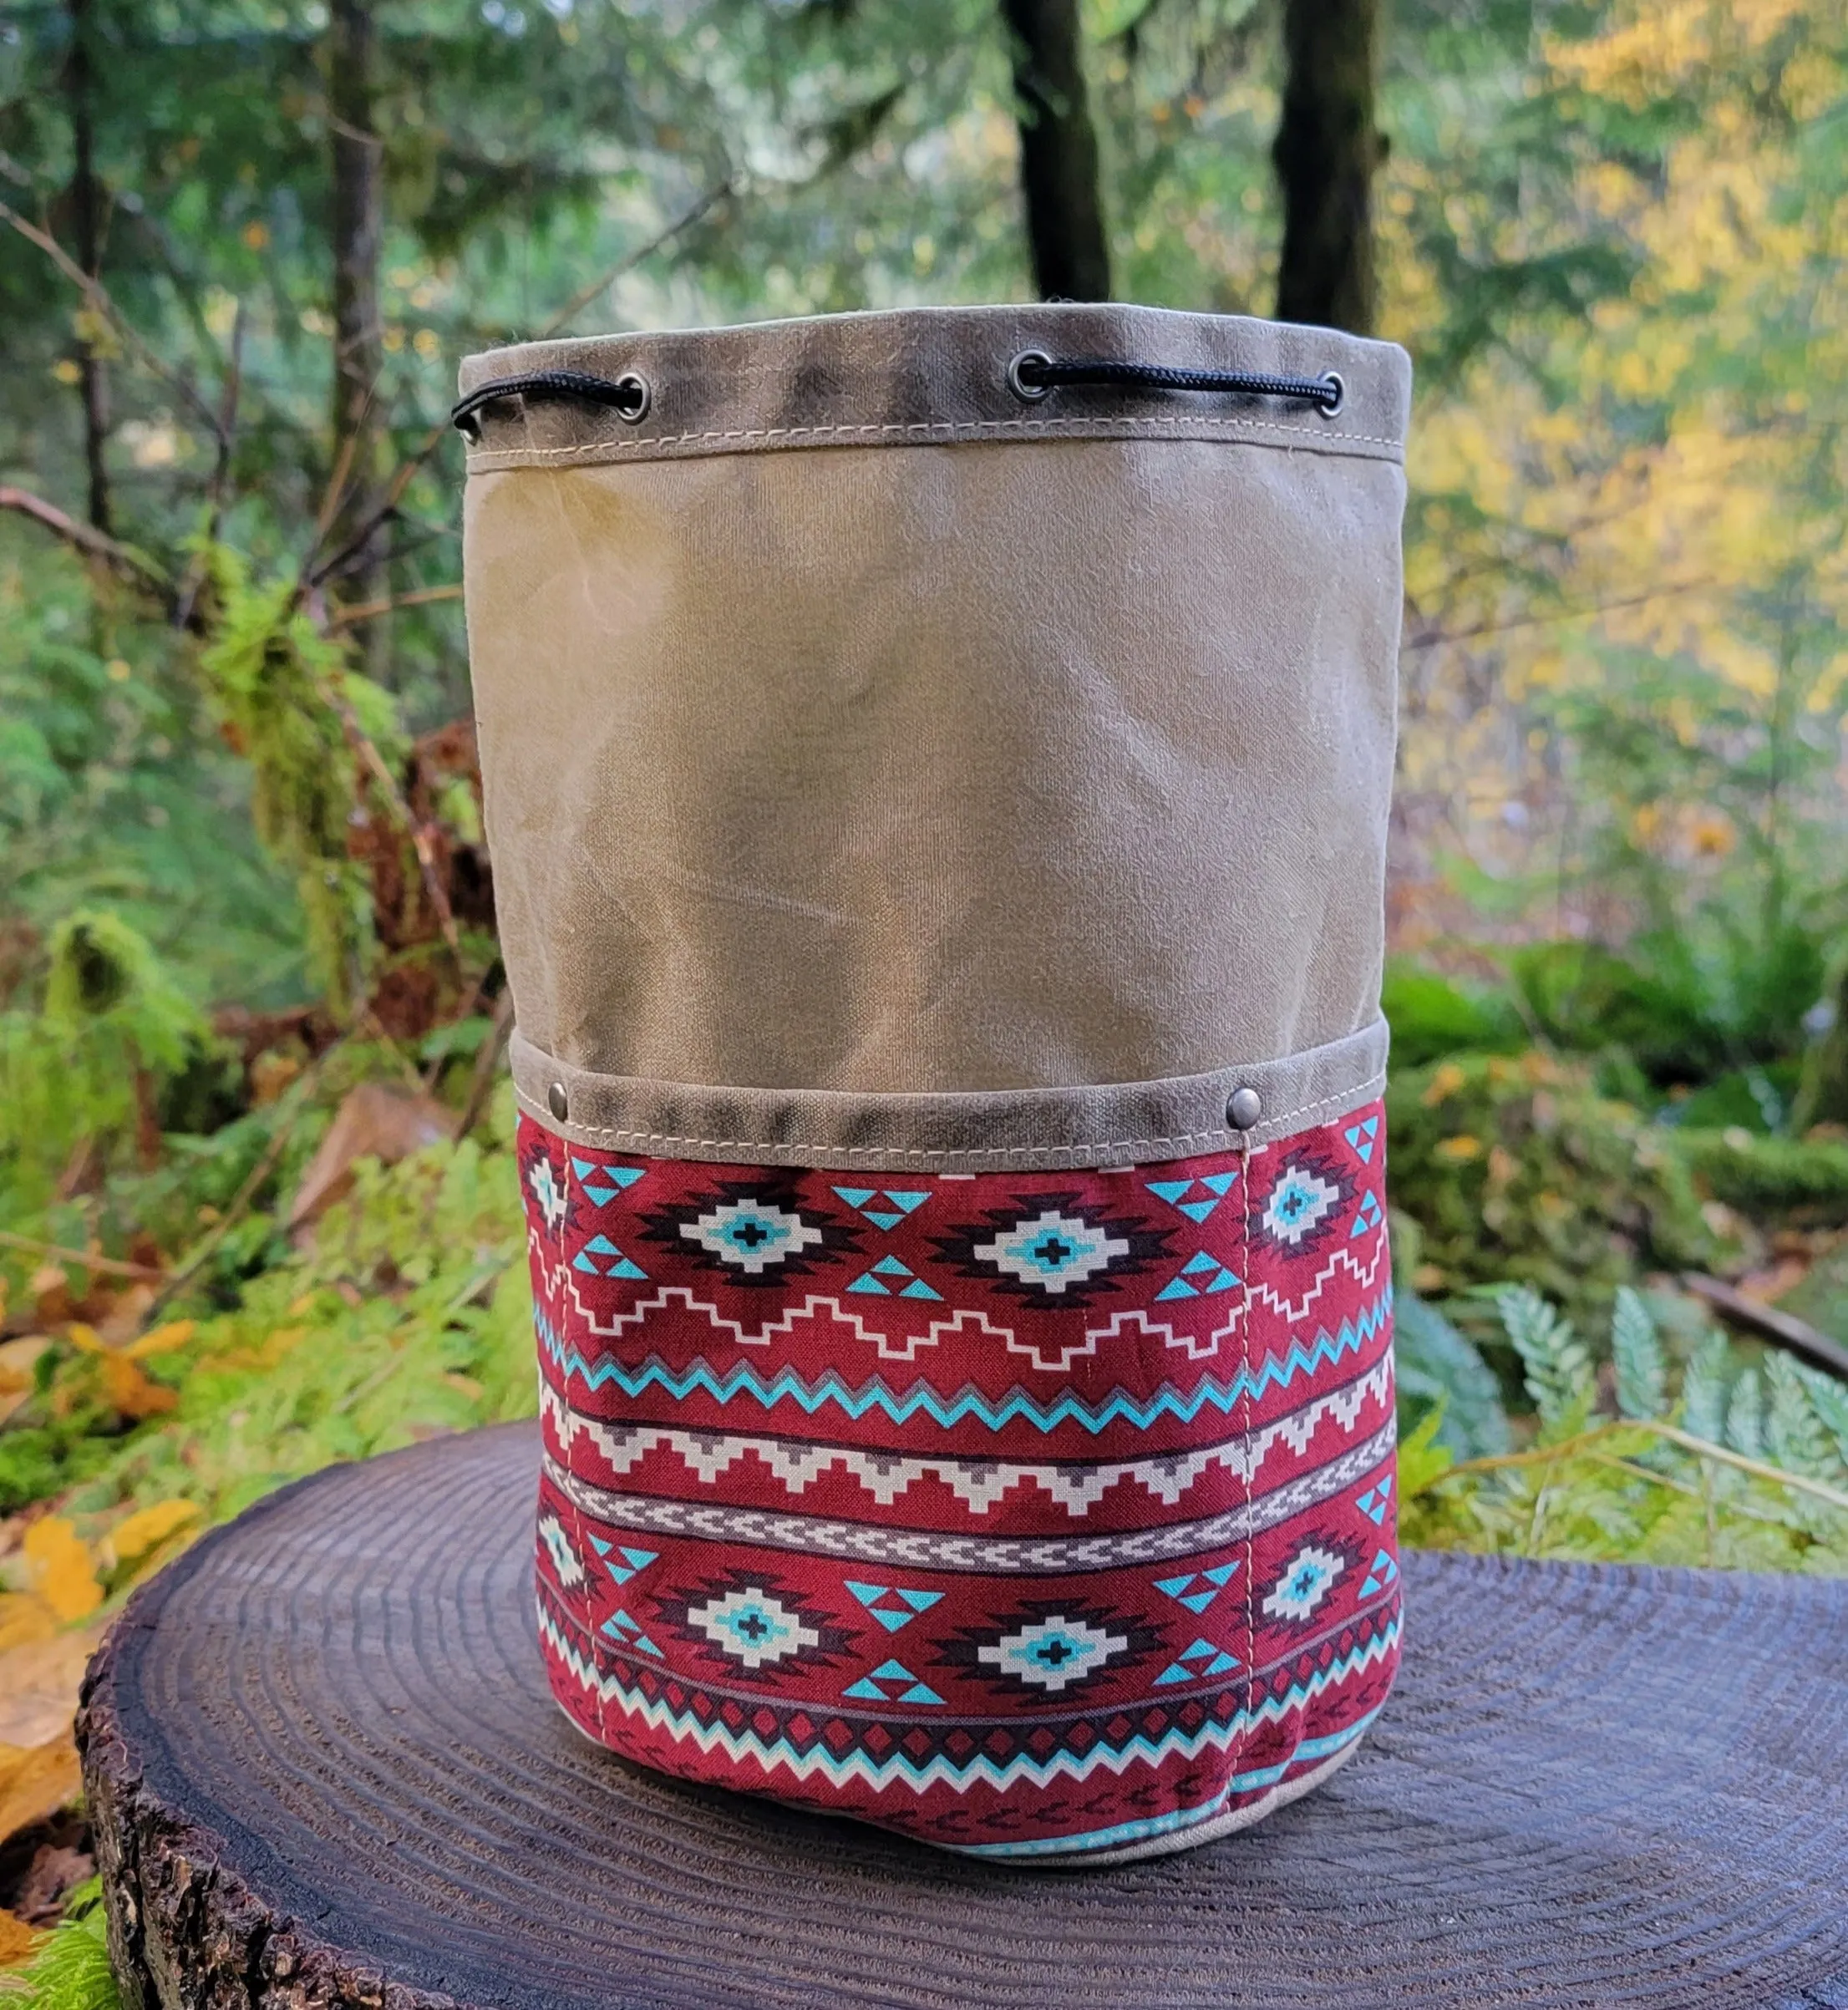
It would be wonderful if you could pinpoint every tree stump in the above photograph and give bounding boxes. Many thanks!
[79,1423,1848,2009]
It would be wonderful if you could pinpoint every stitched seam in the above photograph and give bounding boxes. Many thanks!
[464,410,1404,460]
[551,1149,610,1754]
[1240,1124,1256,1791]
[514,1068,1386,1163]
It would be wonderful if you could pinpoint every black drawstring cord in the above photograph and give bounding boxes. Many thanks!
[450,351,1346,438]
[1007,350,1344,415]
[451,368,650,439]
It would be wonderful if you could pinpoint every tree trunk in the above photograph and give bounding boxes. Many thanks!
[327,0,389,666]
[999,0,1111,302]
[64,0,111,535]
[1272,0,1383,335]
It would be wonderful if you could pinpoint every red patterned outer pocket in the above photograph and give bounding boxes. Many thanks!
[523,1104,1399,1862]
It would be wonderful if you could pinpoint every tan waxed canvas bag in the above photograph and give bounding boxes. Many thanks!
[459,303,1410,1863]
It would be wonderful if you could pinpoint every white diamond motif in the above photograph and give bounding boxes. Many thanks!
[1261,1165,1342,1246]
[1262,1543,1347,1622]
[977,1614,1127,1692]
[973,1211,1129,1294]
[689,1586,820,1669]
[682,1199,824,1274]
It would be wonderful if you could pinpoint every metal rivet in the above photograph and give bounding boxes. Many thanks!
[547,1080,570,1123]
[1226,1086,1262,1130]
[614,370,651,424]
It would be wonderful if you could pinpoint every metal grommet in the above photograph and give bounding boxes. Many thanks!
[547,1080,570,1123]
[614,371,651,424]
[1007,349,1053,402]
[1226,1086,1263,1131]
[1316,371,1345,419]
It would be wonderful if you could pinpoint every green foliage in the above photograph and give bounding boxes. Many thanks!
[1391,1289,1510,1458]
[1724,1368,1764,1459]
[1496,1283,1596,1433]
[0,911,211,1218]
[194,548,400,1018]
[1404,1293,1848,1571]
[0,535,308,1013]
[1610,1287,1666,1422]
[1676,1129,1848,1227]
[1679,1329,1733,1444]
[13,1092,536,1533]
[0,1881,120,2010]
[1381,962,1526,1070]
[1387,1050,1725,1319]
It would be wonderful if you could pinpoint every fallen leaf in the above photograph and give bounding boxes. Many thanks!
[19,1522,101,1625]
[1421,1061,1468,1106]
[0,1738,82,1847]
[0,1908,43,1971]
[0,1337,49,1429]
[123,1318,196,1362]
[0,1596,55,1656]
[100,1355,177,1419]
[287,1082,454,1231]
[107,1499,201,1566]
[63,1322,104,1356]
[0,1627,104,1749]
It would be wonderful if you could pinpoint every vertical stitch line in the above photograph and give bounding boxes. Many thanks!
[1240,1127,1257,1800]
[552,1124,612,1753]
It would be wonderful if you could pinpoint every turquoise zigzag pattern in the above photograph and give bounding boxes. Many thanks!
[536,1604,1399,1794]
[534,1288,1391,1436]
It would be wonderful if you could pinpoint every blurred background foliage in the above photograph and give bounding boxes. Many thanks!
[1,0,1847,1971]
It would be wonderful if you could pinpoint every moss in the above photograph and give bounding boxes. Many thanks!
[1678,1129,1848,1227]
[1387,1048,1730,1323]
[194,546,404,1018]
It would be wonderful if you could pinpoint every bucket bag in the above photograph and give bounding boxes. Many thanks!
[457,303,1409,1863]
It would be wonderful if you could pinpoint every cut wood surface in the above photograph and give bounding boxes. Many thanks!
[79,1423,1848,2010]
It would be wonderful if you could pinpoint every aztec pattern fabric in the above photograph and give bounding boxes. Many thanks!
[522,1101,1399,1863]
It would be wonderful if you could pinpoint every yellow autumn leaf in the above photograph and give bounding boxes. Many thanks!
[0,1595,55,1655]
[124,1318,196,1362]
[63,1322,104,1356]
[109,1499,201,1565]
[0,1735,84,1844]
[1435,1134,1484,1163]
[19,1520,102,1625]
[101,1354,178,1419]
[0,1906,43,1970]
[1420,1062,1468,1107]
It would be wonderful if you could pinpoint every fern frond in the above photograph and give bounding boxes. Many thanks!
[1611,1286,1667,1420]
[1680,1329,1733,1443]
[1497,1283,1596,1429]
[1393,1291,1511,1457]
[1765,1355,1843,1480]
[1725,1366,1764,1459]
[1800,1364,1848,1469]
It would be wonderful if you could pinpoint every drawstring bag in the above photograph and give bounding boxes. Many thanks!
[457,303,1409,1865]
